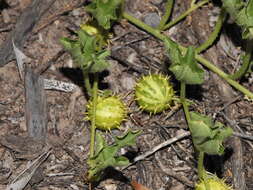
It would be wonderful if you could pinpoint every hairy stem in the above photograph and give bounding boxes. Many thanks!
[122,12,170,42]
[196,9,226,53]
[158,0,174,30]
[89,73,99,157]
[198,151,206,180]
[180,82,191,122]
[83,71,92,97]
[229,39,253,80]
[163,0,209,30]
[195,55,253,99]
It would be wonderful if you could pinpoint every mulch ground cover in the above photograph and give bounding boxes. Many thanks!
[0,0,252,189]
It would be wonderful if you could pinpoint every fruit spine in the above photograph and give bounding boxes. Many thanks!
[195,175,233,190]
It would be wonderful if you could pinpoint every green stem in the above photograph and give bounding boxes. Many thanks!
[158,0,174,30]
[198,151,205,180]
[181,82,207,181]
[229,39,253,80]
[195,55,253,99]
[163,0,209,30]
[180,82,191,122]
[250,28,253,39]
[191,0,197,7]
[180,82,207,181]
[221,0,241,24]
[89,73,99,157]
[123,12,166,41]
[196,9,226,53]
[83,71,92,97]
[123,12,253,99]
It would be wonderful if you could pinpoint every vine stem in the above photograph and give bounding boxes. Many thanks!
[158,0,174,30]
[180,83,206,181]
[198,151,205,180]
[122,12,253,99]
[122,12,170,41]
[162,0,209,30]
[229,39,253,80]
[83,71,92,97]
[195,55,253,99]
[180,82,191,122]
[89,73,99,157]
[196,8,226,53]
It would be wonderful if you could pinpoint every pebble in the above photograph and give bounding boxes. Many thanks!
[2,9,11,23]
[72,9,81,17]
[153,0,163,5]
[144,13,161,28]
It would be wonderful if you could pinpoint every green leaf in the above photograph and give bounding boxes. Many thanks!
[248,60,253,73]
[114,156,130,166]
[85,0,122,29]
[88,130,141,181]
[95,132,106,156]
[60,30,110,73]
[244,0,253,39]
[222,0,253,39]
[189,112,233,155]
[90,50,111,73]
[164,39,181,65]
[246,0,253,18]
[165,40,204,84]
[60,38,87,68]
[222,0,244,17]
[60,37,77,50]
[114,130,140,147]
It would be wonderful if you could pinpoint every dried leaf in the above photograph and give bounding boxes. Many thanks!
[131,180,150,190]
[6,149,51,190]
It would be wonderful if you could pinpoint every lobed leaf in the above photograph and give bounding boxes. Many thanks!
[165,39,204,84]
[88,130,141,181]
[85,0,123,29]
[222,0,253,39]
[189,112,233,155]
[60,30,110,73]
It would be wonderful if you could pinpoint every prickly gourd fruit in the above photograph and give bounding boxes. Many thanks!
[87,96,127,130]
[195,176,233,190]
[135,74,174,113]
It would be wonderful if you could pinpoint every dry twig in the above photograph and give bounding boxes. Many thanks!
[123,131,191,170]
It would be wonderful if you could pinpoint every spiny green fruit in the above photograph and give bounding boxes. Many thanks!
[195,176,233,190]
[135,74,175,113]
[87,96,127,130]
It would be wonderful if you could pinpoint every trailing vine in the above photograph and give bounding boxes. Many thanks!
[60,0,253,189]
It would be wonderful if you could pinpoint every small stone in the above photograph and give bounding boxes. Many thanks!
[169,184,185,190]
[120,73,136,91]
[72,9,81,17]
[144,13,161,28]
[2,9,11,23]
[153,0,163,5]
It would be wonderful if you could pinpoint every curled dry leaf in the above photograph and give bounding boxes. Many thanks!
[131,180,150,190]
